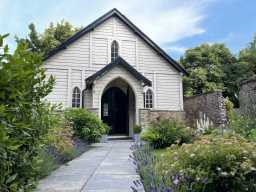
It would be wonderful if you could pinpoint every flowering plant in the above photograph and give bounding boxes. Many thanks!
[155,133,256,192]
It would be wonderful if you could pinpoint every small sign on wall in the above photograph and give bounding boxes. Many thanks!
[103,103,108,116]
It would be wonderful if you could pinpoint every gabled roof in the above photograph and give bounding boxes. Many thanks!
[86,57,151,88]
[44,8,188,75]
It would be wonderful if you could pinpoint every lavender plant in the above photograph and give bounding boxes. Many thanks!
[131,134,256,192]
[130,143,205,192]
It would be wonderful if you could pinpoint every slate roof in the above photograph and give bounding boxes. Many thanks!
[44,8,187,75]
[86,56,152,88]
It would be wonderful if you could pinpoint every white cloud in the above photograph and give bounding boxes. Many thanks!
[165,45,187,54]
[101,0,216,44]
[37,0,216,45]
[0,0,217,51]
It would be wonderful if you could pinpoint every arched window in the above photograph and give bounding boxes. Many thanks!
[111,40,119,62]
[72,87,81,108]
[144,89,153,109]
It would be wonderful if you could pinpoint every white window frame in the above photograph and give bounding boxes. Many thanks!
[72,86,81,108]
[144,88,154,109]
[111,40,119,62]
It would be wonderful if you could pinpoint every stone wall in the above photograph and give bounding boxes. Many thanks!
[239,76,256,117]
[139,109,185,128]
[184,92,227,127]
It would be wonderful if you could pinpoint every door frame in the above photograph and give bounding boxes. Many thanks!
[98,77,138,137]
[101,87,129,135]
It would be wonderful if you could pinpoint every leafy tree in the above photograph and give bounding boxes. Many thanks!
[239,33,256,74]
[0,34,54,191]
[181,44,233,95]
[180,43,250,106]
[222,60,252,106]
[17,20,81,56]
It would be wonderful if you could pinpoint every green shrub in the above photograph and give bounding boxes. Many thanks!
[133,124,142,134]
[225,97,236,121]
[46,111,75,159]
[64,108,107,143]
[141,119,192,149]
[229,114,256,138]
[37,150,59,179]
[0,35,55,191]
[156,133,256,192]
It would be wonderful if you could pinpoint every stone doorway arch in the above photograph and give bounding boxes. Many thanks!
[101,78,136,136]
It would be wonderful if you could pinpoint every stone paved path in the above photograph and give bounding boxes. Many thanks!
[35,140,142,192]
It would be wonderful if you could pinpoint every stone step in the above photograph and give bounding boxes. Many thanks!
[107,135,132,140]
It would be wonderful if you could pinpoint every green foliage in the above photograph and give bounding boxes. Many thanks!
[0,34,55,191]
[225,97,236,121]
[141,119,192,149]
[156,134,256,192]
[181,43,250,107]
[222,61,252,107]
[239,33,256,74]
[229,115,256,139]
[133,124,142,134]
[64,108,107,143]
[16,20,81,56]
[36,150,58,179]
[45,110,77,162]
[181,44,229,95]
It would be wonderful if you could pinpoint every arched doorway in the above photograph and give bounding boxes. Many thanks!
[101,78,136,135]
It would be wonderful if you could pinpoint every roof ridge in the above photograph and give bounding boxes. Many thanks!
[43,8,187,75]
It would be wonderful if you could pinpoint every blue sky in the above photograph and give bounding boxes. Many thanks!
[0,0,255,59]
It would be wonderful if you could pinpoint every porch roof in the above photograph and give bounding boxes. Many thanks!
[86,57,152,89]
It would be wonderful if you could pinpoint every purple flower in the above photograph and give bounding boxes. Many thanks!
[173,177,179,185]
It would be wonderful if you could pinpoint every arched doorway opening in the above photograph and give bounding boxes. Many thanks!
[101,78,136,135]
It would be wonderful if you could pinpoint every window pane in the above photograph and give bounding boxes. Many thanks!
[144,89,153,109]
[72,87,81,108]
[111,41,119,62]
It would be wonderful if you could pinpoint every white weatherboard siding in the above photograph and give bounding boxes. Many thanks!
[121,40,136,66]
[45,35,90,69]
[156,74,181,110]
[71,70,82,89]
[44,15,183,111]
[92,37,108,68]
[45,68,68,106]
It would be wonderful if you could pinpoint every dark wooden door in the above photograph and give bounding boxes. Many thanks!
[101,87,128,135]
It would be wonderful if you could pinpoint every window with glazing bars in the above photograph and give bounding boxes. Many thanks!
[144,89,153,108]
[72,87,81,108]
[111,40,119,62]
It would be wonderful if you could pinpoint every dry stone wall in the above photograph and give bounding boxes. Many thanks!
[139,109,185,128]
[239,76,256,117]
[184,92,227,127]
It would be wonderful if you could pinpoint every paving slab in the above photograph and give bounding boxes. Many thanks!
[35,140,143,192]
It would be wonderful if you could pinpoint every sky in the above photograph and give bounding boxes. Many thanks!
[0,0,256,59]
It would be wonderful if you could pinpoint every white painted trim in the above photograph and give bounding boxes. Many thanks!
[143,87,154,109]
[107,38,111,63]
[71,86,82,108]
[109,39,121,62]
[153,72,157,109]
[135,37,138,69]
[118,39,122,57]
[179,74,184,110]
[89,32,93,69]
[82,70,85,90]
[113,17,117,37]
[67,68,72,107]
[96,76,139,136]
[46,66,178,76]
[82,70,86,108]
